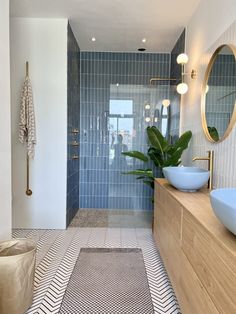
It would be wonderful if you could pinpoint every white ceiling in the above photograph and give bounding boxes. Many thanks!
[10,0,201,52]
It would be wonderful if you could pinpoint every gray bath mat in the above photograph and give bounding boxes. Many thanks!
[59,248,154,313]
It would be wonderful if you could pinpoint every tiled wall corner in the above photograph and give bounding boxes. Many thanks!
[67,23,80,226]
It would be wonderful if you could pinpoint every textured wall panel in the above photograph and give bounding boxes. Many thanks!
[181,21,236,188]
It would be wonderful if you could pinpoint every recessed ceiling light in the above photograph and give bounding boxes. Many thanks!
[91,37,96,42]
[116,83,119,87]
[138,48,146,52]
[142,38,146,43]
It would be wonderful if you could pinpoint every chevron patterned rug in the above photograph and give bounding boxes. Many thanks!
[59,248,154,313]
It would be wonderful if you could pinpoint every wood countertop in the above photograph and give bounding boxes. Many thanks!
[155,178,236,257]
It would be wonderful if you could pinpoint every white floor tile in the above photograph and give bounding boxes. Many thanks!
[13,227,180,314]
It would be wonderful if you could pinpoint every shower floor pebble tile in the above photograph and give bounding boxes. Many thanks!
[70,209,152,228]
[12,227,181,314]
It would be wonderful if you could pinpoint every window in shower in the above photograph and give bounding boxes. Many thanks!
[108,99,134,167]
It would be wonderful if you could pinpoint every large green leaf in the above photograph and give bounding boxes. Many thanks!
[163,148,182,167]
[163,144,172,153]
[148,147,163,167]
[172,130,192,152]
[136,176,146,180]
[122,151,148,162]
[122,169,154,179]
[208,126,219,142]
[163,155,181,167]
[147,127,168,155]
[143,180,154,189]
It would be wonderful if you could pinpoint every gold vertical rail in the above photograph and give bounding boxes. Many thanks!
[208,150,214,190]
[26,155,32,196]
[26,61,29,77]
[25,61,32,196]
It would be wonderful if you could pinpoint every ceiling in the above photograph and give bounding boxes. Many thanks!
[10,0,201,52]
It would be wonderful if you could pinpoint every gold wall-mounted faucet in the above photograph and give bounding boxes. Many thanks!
[192,150,214,190]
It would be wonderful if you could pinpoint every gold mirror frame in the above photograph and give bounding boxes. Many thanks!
[201,44,236,143]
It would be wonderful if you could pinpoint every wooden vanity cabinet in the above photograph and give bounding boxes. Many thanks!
[154,179,236,314]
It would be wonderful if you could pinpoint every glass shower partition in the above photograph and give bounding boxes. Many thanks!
[107,83,170,227]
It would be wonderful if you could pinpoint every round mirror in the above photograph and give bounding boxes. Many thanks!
[202,44,236,142]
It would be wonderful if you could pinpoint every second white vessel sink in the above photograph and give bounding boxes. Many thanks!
[210,188,236,236]
[163,166,210,192]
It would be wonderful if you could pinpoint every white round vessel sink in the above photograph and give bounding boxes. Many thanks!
[210,188,236,236]
[163,166,210,192]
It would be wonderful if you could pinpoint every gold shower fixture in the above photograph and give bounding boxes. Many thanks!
[149,53,197,95]
[149,77,177,84]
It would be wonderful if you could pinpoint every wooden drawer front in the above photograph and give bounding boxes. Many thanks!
[154,184,182,243]
[155,213,218,314]
[182,210,236,314]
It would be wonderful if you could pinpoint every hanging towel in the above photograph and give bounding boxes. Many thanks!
[19,76,36,158]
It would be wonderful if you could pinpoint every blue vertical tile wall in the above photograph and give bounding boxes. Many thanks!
[67,23,80,226]
[80,52,170,210]
[169,29,185,142]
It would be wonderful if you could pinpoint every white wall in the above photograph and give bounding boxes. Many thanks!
[10,18,68,229]
[0,0,12,241]
[181,0,236,188]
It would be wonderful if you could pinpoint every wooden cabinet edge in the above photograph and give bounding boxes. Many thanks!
[154,219,218,314]
[182,210,236,313]
[153,180,220,314]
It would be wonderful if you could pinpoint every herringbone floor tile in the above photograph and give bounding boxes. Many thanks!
[12,227,181,314]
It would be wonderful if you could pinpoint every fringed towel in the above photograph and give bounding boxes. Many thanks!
[19,76,36,158]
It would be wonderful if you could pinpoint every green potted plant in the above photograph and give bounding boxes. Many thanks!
[122,126,192,190]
